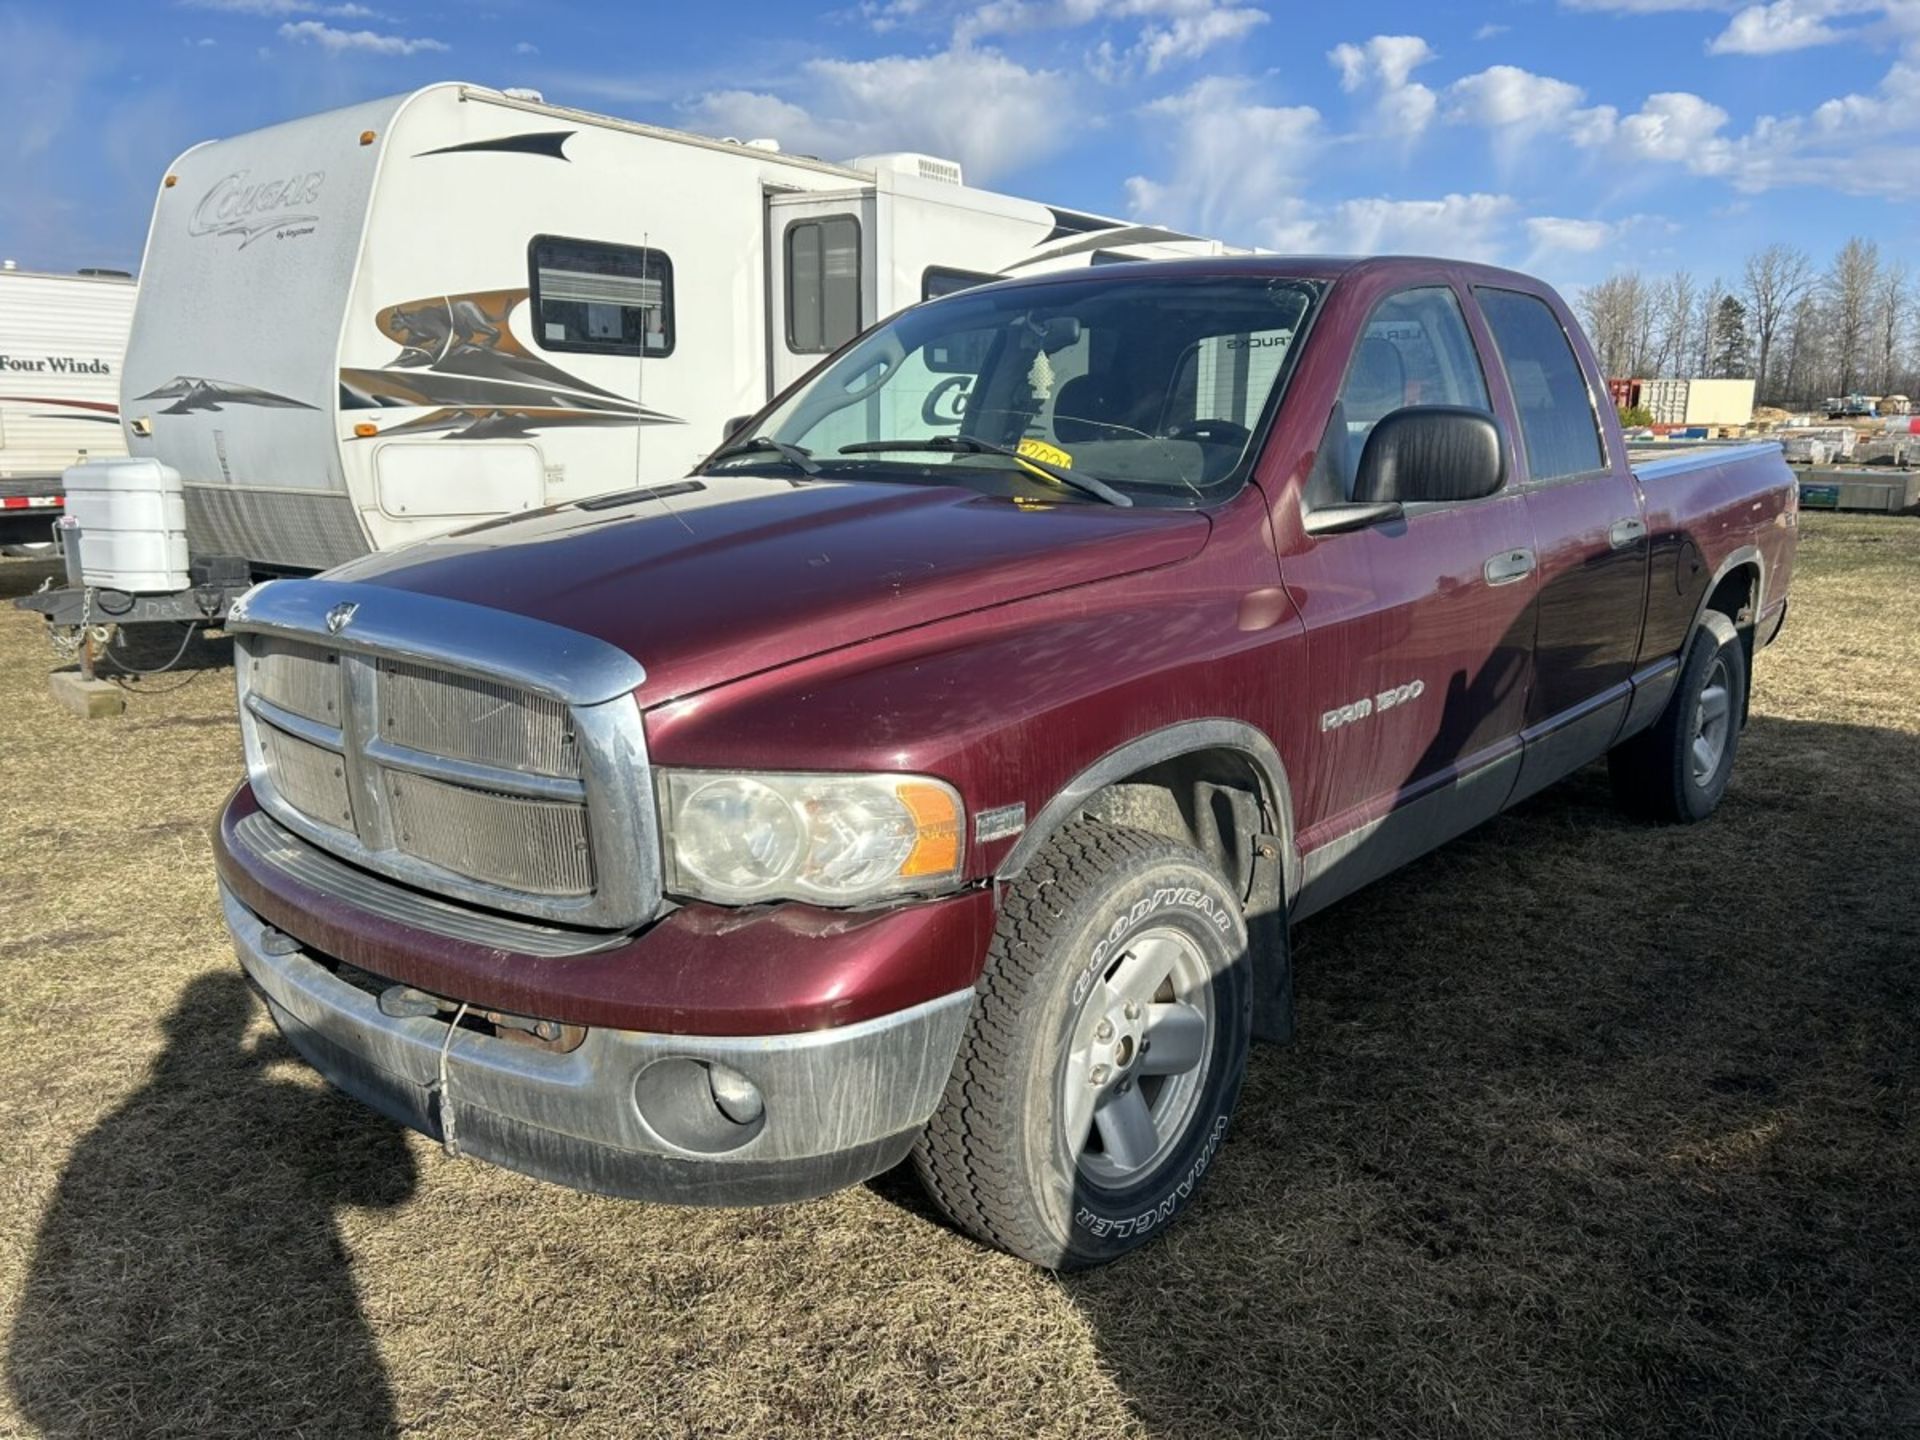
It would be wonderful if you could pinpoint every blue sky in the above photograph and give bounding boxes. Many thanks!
[3,0,1917,294]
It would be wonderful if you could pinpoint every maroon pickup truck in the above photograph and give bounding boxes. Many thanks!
[214,256,1796,1267]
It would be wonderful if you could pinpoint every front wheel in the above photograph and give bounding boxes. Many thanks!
[1609,609,1748,823]
[914,818,1252,1268]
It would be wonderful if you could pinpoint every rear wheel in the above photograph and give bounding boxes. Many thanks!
[914,818,1252,1268]
[1609,610,1747,823]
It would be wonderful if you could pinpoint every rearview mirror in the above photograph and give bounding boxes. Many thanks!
[1353,405,1506,506]
[722,414,753,443]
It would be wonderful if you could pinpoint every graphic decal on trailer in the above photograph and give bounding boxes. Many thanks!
[339,287,681,440]
[415,131,575,161]
[0,396,121,425]
[132,378,318,414]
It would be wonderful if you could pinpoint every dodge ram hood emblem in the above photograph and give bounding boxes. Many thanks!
[324,602,359,635]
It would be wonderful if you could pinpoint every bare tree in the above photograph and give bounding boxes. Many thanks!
[1824,236,1880,397]
[1693,278,1729,376]
[1779,292,1826,408]
[1742,244,1812,403]
[1578,271,1653,378]
[1874,261,1909,394]
[1653,270,1696,376]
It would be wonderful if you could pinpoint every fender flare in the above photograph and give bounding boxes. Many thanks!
[1686,542,1765,644]
[995,718,1298,905]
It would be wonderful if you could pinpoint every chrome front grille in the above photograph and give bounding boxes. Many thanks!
[229,582,657,930]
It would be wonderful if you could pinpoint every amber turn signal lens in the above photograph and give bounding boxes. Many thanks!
[896,781,963,877]
[360,130,377,145]
[163,174,178,188]
[353,423,379,438]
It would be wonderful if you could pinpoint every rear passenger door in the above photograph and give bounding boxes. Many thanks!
[1472,286,1649,802]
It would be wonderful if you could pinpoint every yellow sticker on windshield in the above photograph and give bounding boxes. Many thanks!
[1016,437,1073,469]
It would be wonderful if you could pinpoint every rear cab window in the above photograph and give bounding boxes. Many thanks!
[1475,288,1607,482]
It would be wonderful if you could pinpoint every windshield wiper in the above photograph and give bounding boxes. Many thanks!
[838,435,1132,508]
[705,435,820,475]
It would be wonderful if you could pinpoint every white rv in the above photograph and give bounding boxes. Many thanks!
[120,82,1239,575]
[0,267,134,479]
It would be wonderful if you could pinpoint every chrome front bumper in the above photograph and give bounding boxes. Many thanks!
[223,885,974,1206]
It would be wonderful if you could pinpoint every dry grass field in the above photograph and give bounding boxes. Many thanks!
[0,513,1915,1440]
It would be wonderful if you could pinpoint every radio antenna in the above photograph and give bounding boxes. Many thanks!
[632,230,692,534]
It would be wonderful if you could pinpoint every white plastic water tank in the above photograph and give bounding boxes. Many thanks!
[63,458,190,593]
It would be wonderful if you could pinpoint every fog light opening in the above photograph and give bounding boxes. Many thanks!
[633,1058,767,1154]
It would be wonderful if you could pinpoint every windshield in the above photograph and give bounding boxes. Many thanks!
[708,273,1323,509]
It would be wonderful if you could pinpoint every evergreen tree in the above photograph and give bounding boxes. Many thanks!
[1711,295,1751,379]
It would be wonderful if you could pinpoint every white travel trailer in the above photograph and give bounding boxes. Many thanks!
[114,82,1241,577]
[0,267,134,479]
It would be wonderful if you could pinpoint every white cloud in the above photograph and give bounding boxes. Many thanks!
[1446,64,1586,130]
[515,40,539,55]
[1307,193,1519,260]
[1122,75,1320,238]
[1473,22,1511,38]
[1525,215,1619,253]
[688,47,1074,182]
[1709,0,1853,53]
[277,19,447,54]
[864,0,1272,74]
[1330,33,1438,136]
[1130,6,1268,72]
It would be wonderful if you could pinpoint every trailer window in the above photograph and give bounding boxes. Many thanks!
[787,216,862,354]
[530,236,673,357]
[1476,287,1605,481]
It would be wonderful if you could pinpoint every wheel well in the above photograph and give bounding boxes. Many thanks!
[1701,561,1760,725]
[1077,748,1271,895]
[1704,563,1759,628]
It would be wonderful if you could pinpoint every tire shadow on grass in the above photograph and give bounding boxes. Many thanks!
[7,972,418,1440]
[1060,715,1920,1440]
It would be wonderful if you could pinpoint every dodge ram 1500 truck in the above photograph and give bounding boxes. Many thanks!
[214,256,1796,1268]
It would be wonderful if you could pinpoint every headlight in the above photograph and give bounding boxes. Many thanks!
[658,770,965,905]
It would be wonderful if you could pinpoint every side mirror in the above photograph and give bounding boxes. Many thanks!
[1353,405,1506,506]
[722,414,753,443]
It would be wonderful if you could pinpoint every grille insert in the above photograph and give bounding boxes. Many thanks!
[378,660,578,778]
[255,719,353,831]
[384,769,594,896]
[247,637,341,727]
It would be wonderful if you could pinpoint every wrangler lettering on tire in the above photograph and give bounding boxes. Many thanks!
[914,818,1253,1269]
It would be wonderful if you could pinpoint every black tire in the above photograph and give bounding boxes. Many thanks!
[914,818,1252,1269]
[1608,610,1747,823]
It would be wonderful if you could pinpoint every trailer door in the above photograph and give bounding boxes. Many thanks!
[766,192,876,398]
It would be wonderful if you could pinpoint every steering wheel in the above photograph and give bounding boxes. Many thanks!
[1165,418,1251,447]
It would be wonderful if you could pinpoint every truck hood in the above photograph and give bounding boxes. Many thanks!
[328,475,1209,703]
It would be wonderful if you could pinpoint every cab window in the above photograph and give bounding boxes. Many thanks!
[1475,287,1606,481]
[1310,286,1490,503]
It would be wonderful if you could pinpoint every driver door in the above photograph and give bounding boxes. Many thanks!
[1282,284,1539,916]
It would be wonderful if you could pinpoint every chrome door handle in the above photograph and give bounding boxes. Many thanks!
[1484,547,1536,586]
[1608,516,1648,550]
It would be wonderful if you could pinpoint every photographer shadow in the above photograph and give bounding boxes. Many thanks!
[8,972,417,1440]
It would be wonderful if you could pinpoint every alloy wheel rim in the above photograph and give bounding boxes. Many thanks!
[1061,925,1216,1190]
[1692,655,1732,786]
